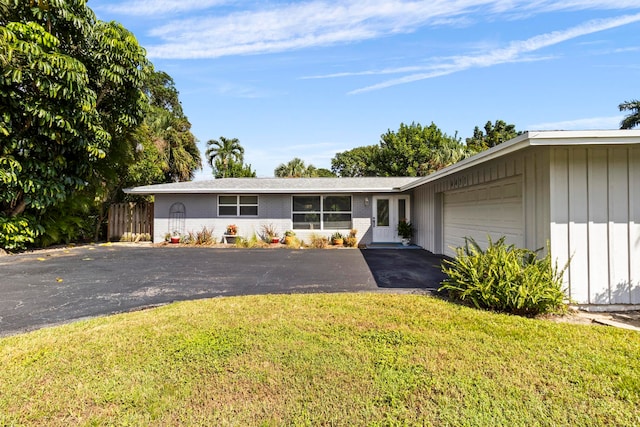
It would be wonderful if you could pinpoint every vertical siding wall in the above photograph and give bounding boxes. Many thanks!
[550,146,640,306]
[412,148,550,254]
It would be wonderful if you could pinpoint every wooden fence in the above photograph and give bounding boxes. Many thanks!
[107,202,154,242]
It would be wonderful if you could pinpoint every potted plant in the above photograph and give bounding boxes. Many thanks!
[397,219,413,246]
[331,231,344,246]
[344,229,358,247]
[261,223,280,244]
[226,224,238,235]
[283,230,296,245]
[170,230,181,244]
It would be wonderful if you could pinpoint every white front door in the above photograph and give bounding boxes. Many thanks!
[372,196,410,242]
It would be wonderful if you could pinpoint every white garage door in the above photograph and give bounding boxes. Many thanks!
[443,175,523,256]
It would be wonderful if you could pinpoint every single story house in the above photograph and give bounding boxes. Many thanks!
[126,130,640,310]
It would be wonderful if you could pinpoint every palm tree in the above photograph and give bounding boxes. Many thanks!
[274,157,318,177]
[205,137,244,178]
[619,100,640,129]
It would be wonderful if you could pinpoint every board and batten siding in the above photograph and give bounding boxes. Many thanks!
[412,148,550,255]
[550,146,640,306]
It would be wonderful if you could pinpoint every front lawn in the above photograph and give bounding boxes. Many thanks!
[1,293,638,426]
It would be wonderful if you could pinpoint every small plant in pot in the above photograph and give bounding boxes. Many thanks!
[170,230,181,244]
[397,219,413,246]
[283,230,296,245]
[344,229,358,247]
[331,231,344,246]
[261,223,280,243]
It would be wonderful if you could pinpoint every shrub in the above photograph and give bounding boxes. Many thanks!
[439,236,567,316]
[235,233,268,248]
[0,214,41,252]
[284,235,301,249]
[309,233,329,248]
[194,226,215,245]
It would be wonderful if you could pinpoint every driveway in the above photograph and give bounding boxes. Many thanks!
[0,245,447,336]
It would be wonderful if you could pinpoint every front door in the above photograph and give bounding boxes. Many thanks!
[372,196,410,242]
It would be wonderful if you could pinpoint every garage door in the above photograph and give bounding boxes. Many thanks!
[443,175,523,256]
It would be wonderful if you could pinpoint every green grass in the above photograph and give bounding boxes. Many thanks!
[1,293,638,426]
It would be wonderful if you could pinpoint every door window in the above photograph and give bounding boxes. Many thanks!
[377,199,389,226]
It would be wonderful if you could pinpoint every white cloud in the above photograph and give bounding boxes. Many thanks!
[100,0,230,16]
[144,0,640,59]
[147,0,485,58]
[348,13,640,93]
[527,116,624,130]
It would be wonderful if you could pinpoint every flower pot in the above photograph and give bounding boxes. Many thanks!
[272,238,280,244]
[332,238,344,246]
[170,237,180,244]
[401,238,411,246]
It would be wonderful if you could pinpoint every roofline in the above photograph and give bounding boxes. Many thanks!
[401,130,640,191]
[124,186,409,195]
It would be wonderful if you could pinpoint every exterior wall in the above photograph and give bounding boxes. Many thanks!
[549,146,640,307]
[154,193,375,244]
[412,148,549,254]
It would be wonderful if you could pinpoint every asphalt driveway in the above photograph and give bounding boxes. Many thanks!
[0,245,447,336]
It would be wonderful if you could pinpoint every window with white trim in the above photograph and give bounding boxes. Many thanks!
[292,195,351,229]
[218,195,258,217]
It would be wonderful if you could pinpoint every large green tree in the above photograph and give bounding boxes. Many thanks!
[0,0,149,250]
[619,99,640,129]
[142,69,201,183]
[331,145,381,177]
[376,122,468,176]
[466,120,521,152]
[1,2,200,250]
[205,137,254,178]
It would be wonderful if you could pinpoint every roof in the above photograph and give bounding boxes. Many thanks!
[400,129,640,191]
[125,177,421,195]
[126,130,640,195]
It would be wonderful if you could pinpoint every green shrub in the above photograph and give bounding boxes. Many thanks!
[0,214,42,252]
[235,233,268,248]
[439,237,567,316]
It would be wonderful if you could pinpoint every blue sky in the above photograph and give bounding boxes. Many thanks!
[89,0,640,179]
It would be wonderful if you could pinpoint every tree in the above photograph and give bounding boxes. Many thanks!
[205,137,254,178]
[619,100,640,129]
[376,122,468,176]
[315,168,336,177]
[274,158,319,177]
[142,68,201,183]
[331,145,380,177]
[1,1,149,250]
[466,120,521,152]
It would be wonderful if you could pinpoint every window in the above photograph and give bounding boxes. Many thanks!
[218,195,258,217]
[292,195,351,229]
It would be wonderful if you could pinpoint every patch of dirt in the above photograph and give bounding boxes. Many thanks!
[542,309,640,331]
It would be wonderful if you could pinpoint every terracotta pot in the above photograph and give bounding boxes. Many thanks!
[332,238,344,246]
[272,238,280,244]
[170,237,180,244]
